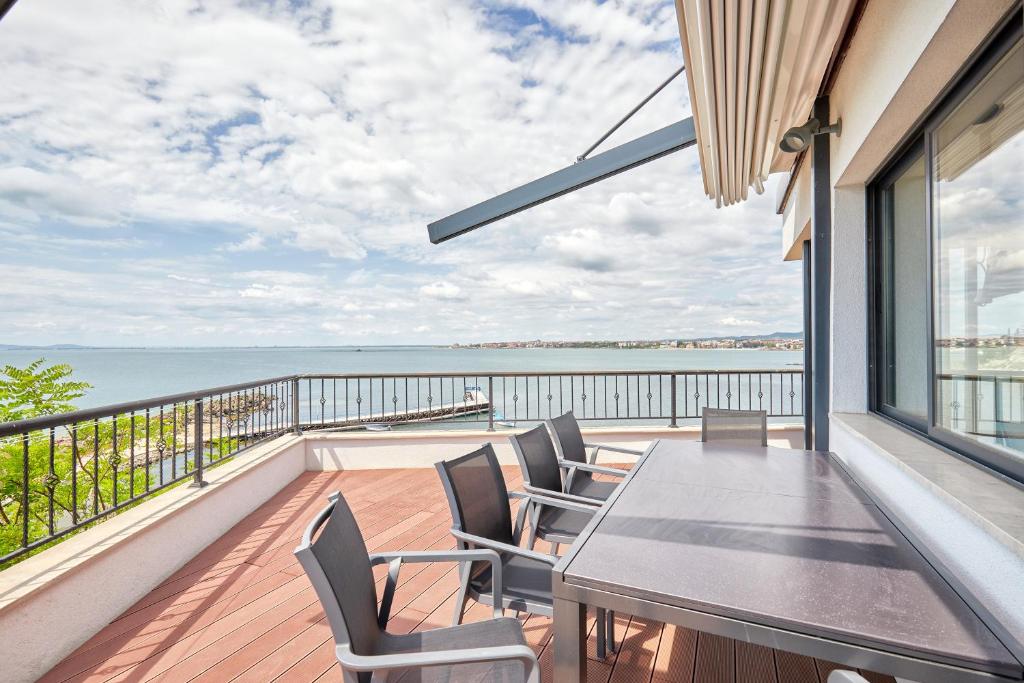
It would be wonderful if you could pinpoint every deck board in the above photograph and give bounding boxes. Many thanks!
[44,467,898,683]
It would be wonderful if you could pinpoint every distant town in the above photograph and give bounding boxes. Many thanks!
[452,333,804,351]
[936,331,1024,348]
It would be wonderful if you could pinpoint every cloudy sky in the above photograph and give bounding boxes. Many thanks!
[0,0,801,347]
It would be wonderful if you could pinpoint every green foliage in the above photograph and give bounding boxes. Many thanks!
[0,359,91,422]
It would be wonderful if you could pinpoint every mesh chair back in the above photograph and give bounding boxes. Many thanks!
[436,444,514,576]
[701,408,768,446]
[510,424,563,493]
[296,493,381,660]
[548,411,587,465]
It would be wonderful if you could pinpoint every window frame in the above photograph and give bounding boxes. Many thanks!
[867,13,1024,484]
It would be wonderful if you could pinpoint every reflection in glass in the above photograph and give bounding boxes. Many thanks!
[933,39,1024,460]
[881,156,928,419]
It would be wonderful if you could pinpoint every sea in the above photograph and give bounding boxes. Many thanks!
[0,346,803,410]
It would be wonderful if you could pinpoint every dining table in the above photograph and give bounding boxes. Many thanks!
[551,439,1022,682]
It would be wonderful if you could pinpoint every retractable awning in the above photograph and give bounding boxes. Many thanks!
[674,0,857,207]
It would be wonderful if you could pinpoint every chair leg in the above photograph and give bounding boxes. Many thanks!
[607,609,616,652]
[525,503,540,550]
[551,542,560,555]
[451,564,471,626]
[596,607,607,659]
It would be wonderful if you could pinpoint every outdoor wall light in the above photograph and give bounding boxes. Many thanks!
[778,117,842,153]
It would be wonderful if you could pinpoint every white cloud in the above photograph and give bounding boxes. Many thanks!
[224,232,267,252]
[570,288,593,301]
[420,281,464,300]
[543,228,621,272]
[288,223,367,260]
[720,316,761,328]
[607,192,663,235]
[0,0,804,346]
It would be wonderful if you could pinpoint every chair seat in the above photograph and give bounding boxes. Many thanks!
[380,618,532,679]
[379,617,528,682]
[568,476,618,501]
[470,554,554,611]
[535,504,592,543]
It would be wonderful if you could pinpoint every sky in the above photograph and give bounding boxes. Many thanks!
[0,0,801,347]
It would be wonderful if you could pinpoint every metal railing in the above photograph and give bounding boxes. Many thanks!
[293,369,804,430]
[0,376,295,565]
[936,371,1024,440]
[0,368,801,564]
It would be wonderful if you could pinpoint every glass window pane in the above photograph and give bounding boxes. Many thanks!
[880,156,929,419]
[933,39,1024,461]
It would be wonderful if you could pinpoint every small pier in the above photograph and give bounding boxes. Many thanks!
[299,389,491,430]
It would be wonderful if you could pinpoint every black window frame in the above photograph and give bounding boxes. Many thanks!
[867,12,1024,485]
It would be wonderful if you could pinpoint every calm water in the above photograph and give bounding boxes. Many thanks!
[0,346,802,409]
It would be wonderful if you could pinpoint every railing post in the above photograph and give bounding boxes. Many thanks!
[487,376,495,432]
[21,433,30,549]
[189,398,208,488]
[291,377,301,435]
[669,374,678,428]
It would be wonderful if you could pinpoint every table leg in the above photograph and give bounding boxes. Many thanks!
[554,597,587,682]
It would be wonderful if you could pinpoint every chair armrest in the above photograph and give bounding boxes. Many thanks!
[585,443,644,457]
[337,642,541,683]
[450,528,558,566]
[558,459,627,478]
[369,549,503,622]
[519,486,602,512]
[368,549,500,566]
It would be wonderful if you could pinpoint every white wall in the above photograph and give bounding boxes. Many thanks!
[825,0,1016,416]
[830,185,868,413]
[305,426,807,470]
[0,436,307,683]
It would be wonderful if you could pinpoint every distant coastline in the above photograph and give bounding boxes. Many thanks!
[452,332,804,352]
[0,336,806,352]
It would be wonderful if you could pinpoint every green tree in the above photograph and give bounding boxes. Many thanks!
[0,359,91,422]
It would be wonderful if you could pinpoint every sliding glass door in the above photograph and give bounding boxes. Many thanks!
[871,18,1023,481]
[933,37,1024,462]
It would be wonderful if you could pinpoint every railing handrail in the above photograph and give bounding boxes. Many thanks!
[0,368,805,437]
[296,368,803,379]
[0,374,296,438]
[936,370,1024,382]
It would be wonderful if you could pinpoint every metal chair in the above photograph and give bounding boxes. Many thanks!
[509,424,612,550]
[546,411,640,501]
[295,491,540,683]
[700,407,768,446]
[436,444,616,659]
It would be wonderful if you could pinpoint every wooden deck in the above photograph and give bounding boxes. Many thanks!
[42,468,898,683]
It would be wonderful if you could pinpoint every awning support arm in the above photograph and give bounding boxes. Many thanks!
[576,66,685,162]
[427,117,696,244]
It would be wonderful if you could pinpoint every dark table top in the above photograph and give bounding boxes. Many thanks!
[558,440,1020,678]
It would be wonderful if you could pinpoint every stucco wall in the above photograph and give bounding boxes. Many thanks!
[305,426,806,470]
[824,0,1016,416]
[830,185,868,414]
[0,435,307,683]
